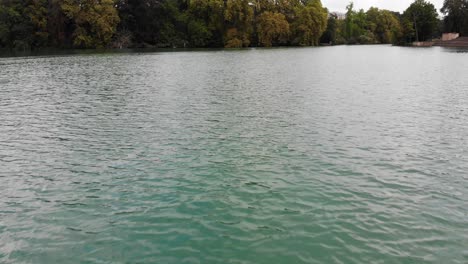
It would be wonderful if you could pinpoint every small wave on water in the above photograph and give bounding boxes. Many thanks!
[1,46,467,263]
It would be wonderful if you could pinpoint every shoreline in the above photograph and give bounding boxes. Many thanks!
[1,44,467,59]
[0,44,394,59]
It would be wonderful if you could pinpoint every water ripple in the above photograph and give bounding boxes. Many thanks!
[1,47,467,263]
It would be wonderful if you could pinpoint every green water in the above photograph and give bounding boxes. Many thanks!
[1,46,467,263]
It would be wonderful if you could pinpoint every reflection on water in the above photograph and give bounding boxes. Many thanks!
[0,47,225,59]
[1,46,468,264]
[441,47,468,53]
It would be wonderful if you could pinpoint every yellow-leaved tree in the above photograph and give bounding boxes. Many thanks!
[292,0,328,46]
[257,11,290,47]
[60,0,120,48]
[224,0,254,47]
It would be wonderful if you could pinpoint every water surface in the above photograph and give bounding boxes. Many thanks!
[1,46,467,263]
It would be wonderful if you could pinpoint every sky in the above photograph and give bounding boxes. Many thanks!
[322,0,444,13]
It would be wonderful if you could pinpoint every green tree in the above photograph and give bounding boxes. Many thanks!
[343,3,376,44]
[0,1,22,48]
[441,0,468,35]
[291,0,328,46]
[46,0,72,48]
[116,0,164,47]
[402,0,438,41]
[0,0,49,49]
[186,0,224,47]
[366,8,402,43]
[344,2,356,40]
[320,13,338,44]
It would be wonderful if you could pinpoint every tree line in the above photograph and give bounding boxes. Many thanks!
[321,0,440,45]
[0,0,467,50]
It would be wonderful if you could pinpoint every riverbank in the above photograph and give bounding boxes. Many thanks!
[0,47,221,58]
[2,43,468,59]
[0,46,339,58]
[435,37,468,47]
[0,44,393,58]
[410,36,468,48]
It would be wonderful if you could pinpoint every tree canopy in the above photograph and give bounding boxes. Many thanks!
[321,3,403,45]
[402,0,439,41]
[441,0,468,35]
[0,0,456,49]
[0,0,330,49]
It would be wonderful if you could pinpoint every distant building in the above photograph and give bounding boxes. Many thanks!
[441,33,459,41]
[329,12,346,20]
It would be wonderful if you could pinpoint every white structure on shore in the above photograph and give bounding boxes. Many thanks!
[442,33,459,41]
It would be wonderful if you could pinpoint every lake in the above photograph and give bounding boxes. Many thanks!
[1,46,467,263]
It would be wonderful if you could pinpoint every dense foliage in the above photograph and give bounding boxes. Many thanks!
[320,3,403,45]
[441,0,468,35]
[0,0,327,49]
[0,0,466,49]
[402,0,439,42]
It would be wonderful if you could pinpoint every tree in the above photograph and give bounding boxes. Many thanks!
[0,0,50,49]
[0,1,23,48]
[224,0,254,47]
[46,0,73,48]
[186,0,224,47]
[0,0,420,49]
[342,3,373,44]
[116,0,162,46]
[256,11,289,46]
[21,0,49,48]
[291,0,328,46]
[403,0,438,41]
[366,8,402,43]
[441,0,468,35]
[60,0,120,48]
[320,13,337,44]
[344,2,356,40]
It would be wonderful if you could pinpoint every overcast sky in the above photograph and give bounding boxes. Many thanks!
[322,0,444,13]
